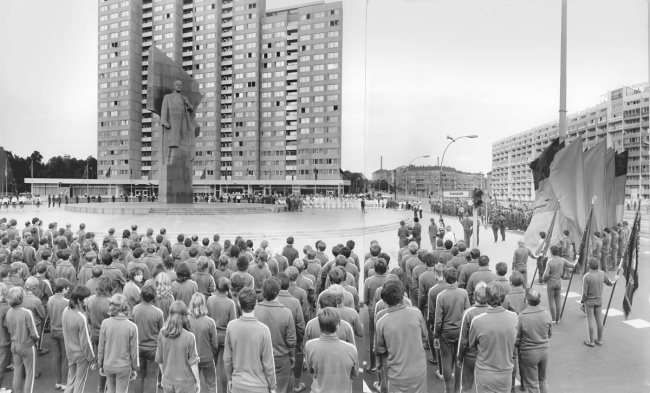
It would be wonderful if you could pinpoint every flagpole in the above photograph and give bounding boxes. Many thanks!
[603,204,641,326]
[558,0,567,140]
[529,204,559,287]
[560,196,596,320]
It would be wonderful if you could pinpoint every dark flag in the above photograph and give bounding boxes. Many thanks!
[200,168,206,180]
[529,138,564,190]
[614,150,628,223]
[147,169,153,181]
[314,168,318,181]
[82,164,88,179]
[622,208,641,319]
[106,166,111,178]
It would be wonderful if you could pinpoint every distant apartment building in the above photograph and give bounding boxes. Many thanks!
[492,83,649,202]
[384,166,486,197]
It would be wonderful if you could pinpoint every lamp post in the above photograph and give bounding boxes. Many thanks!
[439,135,478,220]
[405,155,429,198]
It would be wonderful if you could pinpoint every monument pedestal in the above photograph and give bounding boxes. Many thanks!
[159,161,193,203]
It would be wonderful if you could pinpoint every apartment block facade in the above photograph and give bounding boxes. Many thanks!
[492,83,650,202]
[96,0,343,193]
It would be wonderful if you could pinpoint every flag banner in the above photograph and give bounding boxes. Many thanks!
[30,160,34,178]
[583,140,606,233]
[82,165,88,180]
[549,137,586,247]
[604,148,616,227]
[200,168,206,180]
[614,150,628,224]
[524,138,567,248]
[106,166,112,178]
[529,138,564,190]
[523,179,571,249]
[147,169,153,181]
[622,208,641,319]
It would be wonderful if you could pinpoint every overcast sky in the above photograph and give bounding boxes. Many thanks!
[0,0,647,176]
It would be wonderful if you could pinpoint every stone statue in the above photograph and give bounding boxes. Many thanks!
[161,80,198,166]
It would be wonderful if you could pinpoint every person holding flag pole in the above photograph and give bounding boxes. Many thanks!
[559,196,596,321]
[603,203,641,327]
[528,205,559,289]
[106,166,112,200]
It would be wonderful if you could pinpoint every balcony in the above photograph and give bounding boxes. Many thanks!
[183,32,193,38]
[142,146,152,152]
[286,114,297,121]
[222,11,233,18]
[221,108,232,114]
[143,12,152,18]
[221,50,232,56]
[223,1,233,9]
[183,41,192,47]
[221,98,232,104]
[222,21,232,28]
[287,43,297,51]
[141,136,152,142]
[183,60,192,66]
[287,63,297,71]
[221,59,232,66]
[222,69,232,76]
[143,21,152,28]
[221,147,232,152]
[220,117,232,123]
[183,22,193,28]
[222,31,232,38]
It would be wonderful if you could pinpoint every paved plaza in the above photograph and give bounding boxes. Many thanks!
[0,205,648,392]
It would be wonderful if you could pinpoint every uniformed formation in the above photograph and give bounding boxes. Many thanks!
[0,211,625,393]
[431,199,533,232]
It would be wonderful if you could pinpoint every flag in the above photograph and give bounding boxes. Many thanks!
[582,140,606,233]
[147,169,153,181]
[82,164,88,179]
[614,150,628,224]
[529,138,564,190]
[622,208,641,319]
[549,137,586,247]
[524,138,567,248]
[604,148,616,227]
[314,168,318,181]
[30,160,34,179]
[339,168,344,176]
[200,168,206,180]
[106,166,111,178]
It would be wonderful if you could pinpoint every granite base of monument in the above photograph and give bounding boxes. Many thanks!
[159,162,193,203]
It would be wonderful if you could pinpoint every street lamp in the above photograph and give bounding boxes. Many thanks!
[405,155,429,198]
[439,135,478,219]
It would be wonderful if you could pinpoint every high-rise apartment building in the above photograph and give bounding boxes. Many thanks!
[492,83,649,202]
[96,0,343,194]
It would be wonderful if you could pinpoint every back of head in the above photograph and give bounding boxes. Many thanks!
[509,270,523,287]
[478,255,489,267]
[380,280,404,307]
[470,248,481,259]
[109,293,130,316]
[318,291,337,309]
[474,282,488,305]
[239,287,257,313]
[486,281,507,308]
[443,267,457,284]
[318,307,341,335]
[495,262,507,277]
[69,285,91,310]
[262,277,281,301]
[276,272,290,290]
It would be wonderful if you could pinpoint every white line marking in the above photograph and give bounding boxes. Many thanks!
[363,380,372,392]
[623,319,650,329]
[602,309,623,317]
[562,292,580,298]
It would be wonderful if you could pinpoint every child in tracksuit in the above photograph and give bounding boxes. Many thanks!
[62,285,95,393]
[155,301,201,393]
[98,293,139,393]
[4,286,40,393]
[0,283,12,391]
[48,278,71,390]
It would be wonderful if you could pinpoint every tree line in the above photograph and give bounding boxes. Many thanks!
[2,149,97,193]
